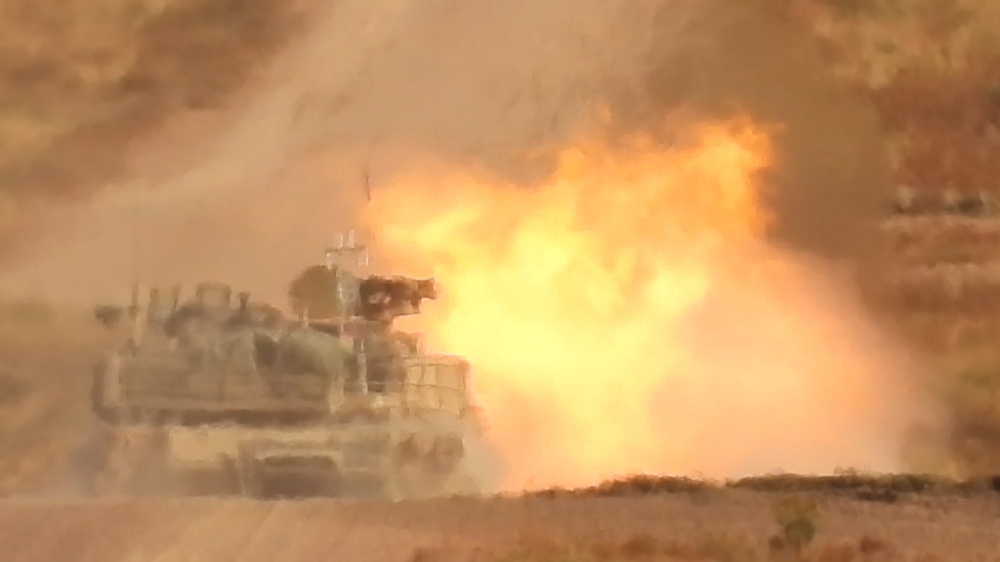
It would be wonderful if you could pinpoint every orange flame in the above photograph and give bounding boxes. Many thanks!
[364,116,918,491]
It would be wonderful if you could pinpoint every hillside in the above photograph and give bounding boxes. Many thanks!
[0,0,309,253]
[801,0,1000,197]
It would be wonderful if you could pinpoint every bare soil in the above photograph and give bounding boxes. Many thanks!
[0,486,997,561]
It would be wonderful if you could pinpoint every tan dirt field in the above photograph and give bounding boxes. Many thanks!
[0,490,997,561]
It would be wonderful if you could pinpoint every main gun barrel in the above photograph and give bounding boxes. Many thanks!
[356,276,437,322]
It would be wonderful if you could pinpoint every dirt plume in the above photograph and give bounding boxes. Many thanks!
[335,1,930,491]
[363,111,930,491]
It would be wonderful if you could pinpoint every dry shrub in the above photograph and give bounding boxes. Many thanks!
[531,473,992,503]
[533,476,715,499]
[768,496,820,558]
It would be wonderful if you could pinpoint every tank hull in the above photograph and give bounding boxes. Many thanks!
[76,414,485,500]
[84,342,487,500]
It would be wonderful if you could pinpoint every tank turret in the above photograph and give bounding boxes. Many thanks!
[287,229,438,327]
[284,230,441,395]
[356,275,438,323]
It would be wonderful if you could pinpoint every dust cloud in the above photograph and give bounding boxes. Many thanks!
[0,0,938,491]
[0,0,664,304]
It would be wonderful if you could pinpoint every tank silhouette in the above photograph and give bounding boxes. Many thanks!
[84,231,486,500]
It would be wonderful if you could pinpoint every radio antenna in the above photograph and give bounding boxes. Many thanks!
[326,150,376,271]
[127,184,143,351]
[360,146,375,271]
[363,158,372,204]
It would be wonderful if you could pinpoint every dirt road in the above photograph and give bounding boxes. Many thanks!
[0,491,997,561]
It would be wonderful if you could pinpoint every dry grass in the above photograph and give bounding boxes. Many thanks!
[531,473,998,502]
[0,487,992,561]
[394,483,1000,562]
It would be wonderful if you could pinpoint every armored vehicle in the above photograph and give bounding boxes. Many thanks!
[82,231,488,500]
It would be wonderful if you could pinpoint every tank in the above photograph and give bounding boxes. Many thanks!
[80,232,489,500]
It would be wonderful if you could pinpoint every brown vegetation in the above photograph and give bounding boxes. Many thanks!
[410,479,998,561]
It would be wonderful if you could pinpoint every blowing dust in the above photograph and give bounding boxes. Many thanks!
[0,0,662,303]
[0,0,939,493]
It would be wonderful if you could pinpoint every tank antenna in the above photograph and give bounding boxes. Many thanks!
[359,154,373,270]
[128,183,143,352]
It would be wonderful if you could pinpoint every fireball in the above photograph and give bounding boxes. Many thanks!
[364,115,918,491]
